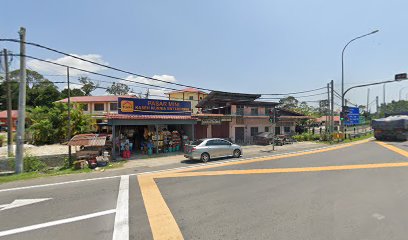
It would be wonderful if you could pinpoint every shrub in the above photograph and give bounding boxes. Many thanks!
[8,154,47,172]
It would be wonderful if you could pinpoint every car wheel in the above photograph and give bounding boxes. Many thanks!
[233,149,241,158]
[201,153,210,163]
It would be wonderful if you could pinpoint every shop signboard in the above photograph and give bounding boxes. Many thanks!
[118,97,192,116]
[201,118,221,125]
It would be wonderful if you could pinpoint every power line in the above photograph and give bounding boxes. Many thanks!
[261,86,326,96]
[8,53,182,91]
[259,91,327,99]
[0,39,327,96]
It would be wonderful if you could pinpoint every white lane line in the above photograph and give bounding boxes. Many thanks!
[112,175,129,240]
[0,209,116,238]
[0,142,361,193]
[0,175,119,193]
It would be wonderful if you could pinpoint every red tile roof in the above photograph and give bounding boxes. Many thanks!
[57,95,136,103]
[316,116,340,122]
[167,87,207,95]
[0,110,18,118]
[106,114,197,120]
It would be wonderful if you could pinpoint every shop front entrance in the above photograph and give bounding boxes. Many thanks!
[235,127,245,144]
[108,116,197,160]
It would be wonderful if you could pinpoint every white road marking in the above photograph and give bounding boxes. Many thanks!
[0,198,52,211]
[112,175,129,240]
[0,209,116,237]
[0,143,358,193]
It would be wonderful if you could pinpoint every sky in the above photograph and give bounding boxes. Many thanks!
[1,0,408,111]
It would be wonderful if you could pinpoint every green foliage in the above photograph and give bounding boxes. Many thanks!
[0,69,61,111]
[28,103,93,145]
[380,100,408,116]
[279,96,299,110]
[292,133,321,141]
[106,82,130,95]
[0,135,5,141]
[78,76,98,96]
[60,88,85,99]
[8,154,46,172]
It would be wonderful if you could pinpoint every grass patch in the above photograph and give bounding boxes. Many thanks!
[0,161,125,184]
[342,132,374,143]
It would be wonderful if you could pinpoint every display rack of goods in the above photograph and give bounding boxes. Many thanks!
[171,131,181,151]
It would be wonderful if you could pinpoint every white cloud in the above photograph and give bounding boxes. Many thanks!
[123,74,177,87]
[27,54,108,76]
[123,74,178,98]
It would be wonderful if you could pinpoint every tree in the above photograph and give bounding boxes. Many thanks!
[317,100,329,116]
[106,82,130,95]
[28,103,93,145]
[28,79,61,107]
[78,76,98,96]
[279,96,299,110]
[60,88,85,99]
[0,69,61,110]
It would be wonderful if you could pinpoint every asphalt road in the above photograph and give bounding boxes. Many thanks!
[1,139,408,239]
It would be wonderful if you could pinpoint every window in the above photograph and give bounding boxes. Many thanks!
[206,140,217,146]
[284,126,291,133]
[189,96,194,100]
[236,105,244,116]
[250,107,258,116]
[275,126,281,135]
[81,103,88,111]
[265,127,269,132]
[110,102,118,111]
[199,97,203,100]
[250,127,258,136]
[218,140,231,145]
[265,107,272,116]
[94,103,104,111]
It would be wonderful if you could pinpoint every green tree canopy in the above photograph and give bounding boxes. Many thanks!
[60,88,85,99]
[28,103,93,145]
[78,76,98,95]
[106,82,130,95]
[279,96,299,110]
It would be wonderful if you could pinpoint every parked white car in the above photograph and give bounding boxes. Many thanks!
[184,138,242,163]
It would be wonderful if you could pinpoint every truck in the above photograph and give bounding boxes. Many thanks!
[372,115,408,141]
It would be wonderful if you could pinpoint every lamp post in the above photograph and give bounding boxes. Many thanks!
[341,30,379,132]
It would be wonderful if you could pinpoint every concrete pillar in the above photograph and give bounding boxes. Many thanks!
[192,124,195,141]
[112,124,116,160]
[207,124,212,138]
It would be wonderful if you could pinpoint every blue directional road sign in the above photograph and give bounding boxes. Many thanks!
[345,107,360,125]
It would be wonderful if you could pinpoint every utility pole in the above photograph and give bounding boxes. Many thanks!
[326,83,330,133]
[67,67,72,165]
[2,49,13,157]
[330,80,334,134]
[15,27,26,174]
[376,96,379,114]
[145,88,150,99]
[366,88,370,113]
[383,84,386,116]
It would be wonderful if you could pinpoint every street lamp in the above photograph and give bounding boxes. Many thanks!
[341,30,379,132]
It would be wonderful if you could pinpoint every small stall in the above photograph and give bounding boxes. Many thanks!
[68,134,111,169]
[108,97,196,160]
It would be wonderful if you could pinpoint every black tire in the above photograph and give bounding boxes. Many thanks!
[233,149,241,158]
[201,153,210,163]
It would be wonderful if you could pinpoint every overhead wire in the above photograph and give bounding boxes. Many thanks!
[0,39,327,96]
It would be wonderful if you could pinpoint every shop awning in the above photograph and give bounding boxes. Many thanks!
[106,114,197,126]
[68,134,107,146]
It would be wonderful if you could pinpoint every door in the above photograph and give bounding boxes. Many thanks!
[235,127,245,144]
[218,139,233,156]
[275,126,281,135]
[205,139,222,157]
